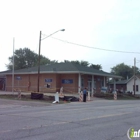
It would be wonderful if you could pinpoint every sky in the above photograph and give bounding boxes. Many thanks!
[0,0,140,72]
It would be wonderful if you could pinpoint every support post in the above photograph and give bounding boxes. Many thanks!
[134,57,136,95]
[91,75,94,97]
[78,73,81,93]
[113,78,116,92]
[104,77,106,87]
[12,38,15,94]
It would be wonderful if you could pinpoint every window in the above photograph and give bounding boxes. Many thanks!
[136,85,138,91]
[47,83,51,88]
[133,85,139,91]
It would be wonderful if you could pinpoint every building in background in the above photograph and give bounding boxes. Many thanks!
[109,75,140,94]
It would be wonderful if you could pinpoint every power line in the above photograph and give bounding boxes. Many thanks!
[49,36,140,54]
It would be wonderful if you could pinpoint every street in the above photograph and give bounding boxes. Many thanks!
[0,98,140,140]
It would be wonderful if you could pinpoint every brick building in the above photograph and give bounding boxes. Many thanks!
[0,62,121,94]
[0,75,5,90]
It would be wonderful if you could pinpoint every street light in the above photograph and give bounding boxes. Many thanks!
[37,29,65,92]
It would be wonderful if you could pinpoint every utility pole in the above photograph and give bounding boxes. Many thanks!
[37,31,42,92]
[36,29,65,92]
[12,38,15,94]
[134,57,136,95]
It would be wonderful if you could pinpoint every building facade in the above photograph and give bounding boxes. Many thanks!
[0,62,121,94]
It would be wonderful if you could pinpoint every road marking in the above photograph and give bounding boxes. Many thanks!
[79,112,132,121]
[0,112,132,133]
[42,122,68,127]
[9,107,89,116]
[0,130,11,134]
[21,112,132,130]
[0,105,21,109]
[9,103,138,116]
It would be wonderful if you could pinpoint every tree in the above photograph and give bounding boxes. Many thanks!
[80,60,89,67]
[63,60,102,70]
[6,48,53,70]
[71,60,80,65]
[89,64,102,70]
[111,63,140,80]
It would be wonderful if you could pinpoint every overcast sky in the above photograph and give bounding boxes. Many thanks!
[0,0,140,72]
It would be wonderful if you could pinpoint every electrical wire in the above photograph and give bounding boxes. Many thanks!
[49,36,140,54]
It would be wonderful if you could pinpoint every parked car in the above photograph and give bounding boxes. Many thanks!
[100,87,108,93]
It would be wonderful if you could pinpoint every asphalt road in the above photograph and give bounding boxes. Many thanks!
[0,98,140,140]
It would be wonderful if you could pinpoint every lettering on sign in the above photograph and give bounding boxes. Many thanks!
[16,76,22,80]
[62,79,73,84]
[45,79,52,82]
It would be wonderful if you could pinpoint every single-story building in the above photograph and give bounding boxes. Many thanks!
[109,75,140,94]
[0,75,6,90]
[0,62,121,94]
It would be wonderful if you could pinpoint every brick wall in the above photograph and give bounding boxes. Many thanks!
[6,75,29,91]
[5,73,79,93]
[5,73,107,94]
[39,74,57,93]
[60,74,78,93]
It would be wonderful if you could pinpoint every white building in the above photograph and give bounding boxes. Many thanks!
[127,75,140,94]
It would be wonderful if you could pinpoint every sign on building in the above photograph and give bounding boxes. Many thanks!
[16,76,22,80]
[45,79,52,82]
[62,79,73,84]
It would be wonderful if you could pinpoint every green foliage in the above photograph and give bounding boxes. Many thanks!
[63,60,102,70]
[6,48,102,71]
[111,63,140,79]
[89,64,102,70]
[6,48,55,70]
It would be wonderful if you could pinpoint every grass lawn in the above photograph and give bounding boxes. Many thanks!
[94,93,140,100]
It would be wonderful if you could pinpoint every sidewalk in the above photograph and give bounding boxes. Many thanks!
[0,91,105,101]
[0,91,79,97]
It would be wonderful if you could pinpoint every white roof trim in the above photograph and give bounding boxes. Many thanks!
[2,70,121,78]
